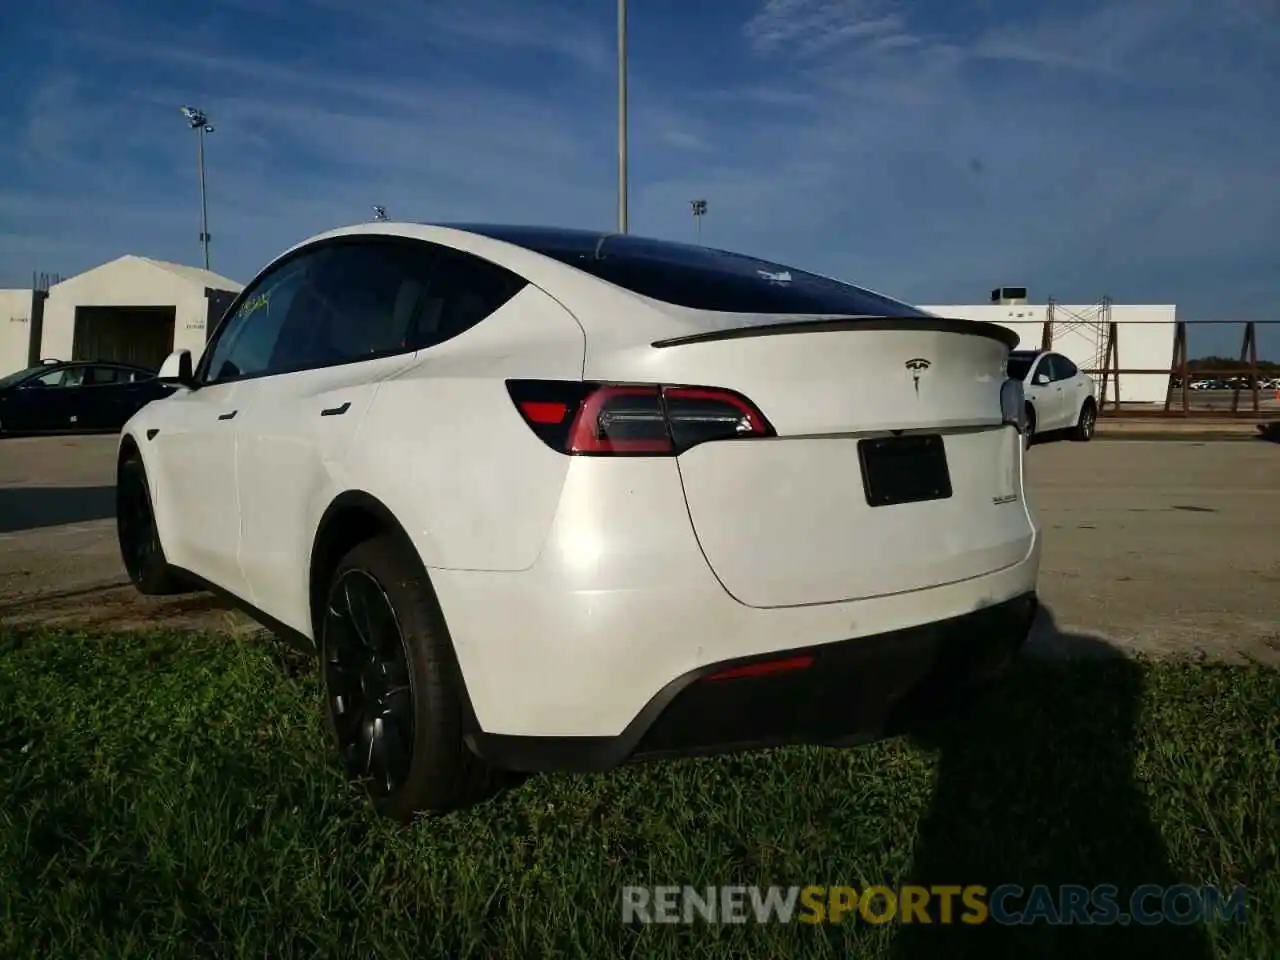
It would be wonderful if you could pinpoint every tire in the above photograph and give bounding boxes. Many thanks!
[319,532,502,821]
[1023,404,1036,449]
[116,456,190,595]
[1071,400,1096,442]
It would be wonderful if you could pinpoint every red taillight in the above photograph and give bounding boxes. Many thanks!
[706,655,815,681]
[506,380,774,456]
[568,386,673,454]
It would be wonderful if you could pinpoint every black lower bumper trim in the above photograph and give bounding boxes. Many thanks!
[465,592,1038,774]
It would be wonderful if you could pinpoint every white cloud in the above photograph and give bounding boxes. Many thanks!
[744,0,912,57]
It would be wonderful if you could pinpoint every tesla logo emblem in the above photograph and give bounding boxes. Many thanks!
[905,357,931,395]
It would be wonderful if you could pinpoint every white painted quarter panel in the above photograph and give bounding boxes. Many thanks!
[352,284,586,572]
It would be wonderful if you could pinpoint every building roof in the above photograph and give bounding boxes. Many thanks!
[131,256,242,292]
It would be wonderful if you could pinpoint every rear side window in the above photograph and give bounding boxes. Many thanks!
[86,366,121,384]
[1006,354,1035,381]
[410,248,527,349]
[457,226,927,317]
[1052,354,1079,379]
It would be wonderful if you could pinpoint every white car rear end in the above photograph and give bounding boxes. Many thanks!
[120,222,1042,801]
[394,227,1043,771]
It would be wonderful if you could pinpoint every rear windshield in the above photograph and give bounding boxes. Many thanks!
[1006,355,1036,380]
[446,225,930,317]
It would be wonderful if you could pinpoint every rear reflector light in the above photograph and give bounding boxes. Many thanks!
[1000,377,1026,433]
[706,655,815,681]
[518,400,570,424]
[506,380,775,456]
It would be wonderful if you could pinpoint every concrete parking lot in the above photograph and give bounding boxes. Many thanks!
[1,432,1277,663]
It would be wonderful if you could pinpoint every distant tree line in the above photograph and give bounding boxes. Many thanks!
[1187,356,1279,373]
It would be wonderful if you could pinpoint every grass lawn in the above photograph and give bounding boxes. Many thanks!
[0,626,1276,959]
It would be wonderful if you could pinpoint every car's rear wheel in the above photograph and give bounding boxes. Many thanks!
[1023,404,1036,448]
[1071,401,1096,442]
[320,533,501,821]
[116,456,190,595]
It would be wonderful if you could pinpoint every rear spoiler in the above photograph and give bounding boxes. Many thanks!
[651,316,1020,351]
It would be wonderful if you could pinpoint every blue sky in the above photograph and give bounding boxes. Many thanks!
[2,0,1278,356]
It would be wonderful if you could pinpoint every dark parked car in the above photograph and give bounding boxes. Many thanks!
[0,360,178,435]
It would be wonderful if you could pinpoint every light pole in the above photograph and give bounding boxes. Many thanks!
[180,105,214,270]
[617,0,628,234]
[690,199,707,243]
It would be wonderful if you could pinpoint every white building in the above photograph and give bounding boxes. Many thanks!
[0,288,43,377]
[921,288,1176,405]
[0,255,242,377]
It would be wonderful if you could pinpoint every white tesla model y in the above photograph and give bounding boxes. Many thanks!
[115,223,1041,820]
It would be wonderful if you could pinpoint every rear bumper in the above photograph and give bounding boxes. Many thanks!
[467,591,1038,773]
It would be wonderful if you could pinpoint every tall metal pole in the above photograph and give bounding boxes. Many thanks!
[690,199,707,244]
[182,106,214,270]
[197,125,210,270]
[617,0,628,234]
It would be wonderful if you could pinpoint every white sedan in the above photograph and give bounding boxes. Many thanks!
[1006,349,1099,444]
[115,223,1042,820]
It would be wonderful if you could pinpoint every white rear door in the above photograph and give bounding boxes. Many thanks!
[1026,354,1063,430]
[232,236,532,635]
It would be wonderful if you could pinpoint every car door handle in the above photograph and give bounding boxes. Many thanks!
[320,402,351,417]
[218,410,238,421]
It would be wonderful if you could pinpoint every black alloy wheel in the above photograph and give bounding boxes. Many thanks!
[116,457,187,594]
[322,568,417,798]
[117,466,158,583]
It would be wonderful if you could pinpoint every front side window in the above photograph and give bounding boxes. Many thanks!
[202,256,313,383]
[29,367,84,388]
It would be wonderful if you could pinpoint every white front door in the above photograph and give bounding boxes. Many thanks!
[148,379,252,596]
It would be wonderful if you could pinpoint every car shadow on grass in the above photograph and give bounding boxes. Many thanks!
[0,485,116,534]
[887,604,1213,959]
